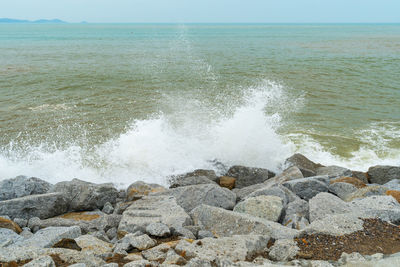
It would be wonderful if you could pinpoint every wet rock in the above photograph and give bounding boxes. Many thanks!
[23,255,56,267]
[167,183,236,212]
[368,165,400,184]
[174,235,270,262]
[285,153,323,177]
[0,228,24,247]
[344,185,388,201]
[145,222,170,237]
[233,195,283,222]
[0,175,52,201]
[309,193,353,222]
[75,235,113,255]
[126,181,167,201]
[0,216,22,233]
[351,171,369,184]
[51,178,118,211]
[316,166,352,177]
[282,176,329,201]
[225,165,275,189]
[190,204,299,239]
[0,192,68,220]
[268,239,299,261]
[102,202,114,214]
[219,176,236,190]
[13,226,81,248]
[118,195,192,235]
[328,182,358,200]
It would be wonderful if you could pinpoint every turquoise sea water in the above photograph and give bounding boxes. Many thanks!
[0,24,399,186]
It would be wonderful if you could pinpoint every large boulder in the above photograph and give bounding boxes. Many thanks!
[233,195,283,222]
[0,176,52,201]
[167,183,236,212]
[328,182,358,200]
[168,169,218,188]
[126,181,166,201]
[301,213,365,236]
[118,195,192,235]
[174,235,270,262]
[225,165,275,189]
[51,179,118,211]
[285,154,324,177]
[75,235,113,256]
[0,192,68,220]
[0,228,24,247]
[309,193,353,222]
[190,204,299,239]
[282,198,309,229]
[344,185,388,202]
[316,166,352,177]
[282,176,329,201]
[245,184,300,206]
[368,165,400,184]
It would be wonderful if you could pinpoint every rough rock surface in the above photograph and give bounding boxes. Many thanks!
[74,235,113,255]
[225,165,275,189]
[384,179,400,191]
[0,192,68,220]
[126,181,166,201]
[245,184,299,206]
[0,228,24,247]
[268,239,299,261]
[344,185,388,201]
[233,195,283,222]
[23,255,56,267]
[167,183,236,212]
[219,176,236,190]
[118,195,192,234]
[284,153,323,177]
[309,192,353,222]
[50,178,118,211]
[145,222,170,237]
[282,176,329,201]
[316,166,352,177]
[368,165,400,184]
[328,182,358,200]
[0,175,52,201]
[190,204,299,239]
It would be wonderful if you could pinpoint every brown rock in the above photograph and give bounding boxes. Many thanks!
[126,181,166,201]
[219,176,236,190]
[59,212,101,221]
[352,171,369,184]
[386,190,400,203]
[330,177,366,189]
[52,238,82,251]
[0,216,22,233]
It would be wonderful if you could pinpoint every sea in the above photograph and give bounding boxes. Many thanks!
[1,23,399,187]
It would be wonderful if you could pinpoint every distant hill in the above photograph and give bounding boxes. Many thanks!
[0,18,67,24]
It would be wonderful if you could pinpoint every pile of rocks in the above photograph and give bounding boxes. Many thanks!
[0,153,400,266]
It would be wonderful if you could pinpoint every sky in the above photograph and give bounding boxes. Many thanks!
[1,0,399,23]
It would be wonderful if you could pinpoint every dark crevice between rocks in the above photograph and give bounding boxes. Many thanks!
[295,218,400,261]
[105,254,132,267]
[0,259,32,267]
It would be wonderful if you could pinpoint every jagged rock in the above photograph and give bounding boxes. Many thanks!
[102,202,114,214]
[352,171,369,184]
[141,243,169,261]
[384,179,400,191]
[167,183,236,212]
[301,213,365,236]
[185,258,213,267]
[75,235,113,255]
[51,179,118,211]
[219,176,236,190]
[145,222,170,237]
[282,176,329,201]
[118,195,192,235]
[386,190,400,203]
[338,252,366,265]
[283,198,309,229]
[0,228,24,247]
[0,216,22,233]
[316,166,352,177]
[268,239,299,261]
[190,205,299,239]
[174,235,270,262]
[0,175,52,201]
[37,211,121,234]
[163,249,187,265]
[106,227,117,240]
[368,165,400,184]
[350,195,400,223]
[0,192,68,220]
[233,195,283,222]
[344,185,388,201]
[168,169,219,187]
[309,193,353,222]
[20,227,34,239]
[13,218,28,228]
[331,177,366,188]
[245,184,299,206]
[126,181,167,201]
[283,214,309,230]
[285,154,323,177]
[225,165,275,189]
[115,233,156,251]
[124,260,151,267]
[23,255,56,267]
[328,182,358,200]
[198,230,214,239]
[171,226,196,239]
[13,226,81,248]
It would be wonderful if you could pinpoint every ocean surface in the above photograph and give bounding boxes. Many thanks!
[1,23,399,187]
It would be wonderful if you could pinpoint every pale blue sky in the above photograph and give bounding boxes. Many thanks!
[1,0,399,23]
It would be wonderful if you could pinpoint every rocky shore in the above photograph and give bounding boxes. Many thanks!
[1,153,400,266]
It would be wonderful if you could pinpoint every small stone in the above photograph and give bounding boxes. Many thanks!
[75,235,113,255]
[268,239,299,261]
[102,202,114,214]
[171,226,196,239]
[126,234,156,250]
[338,252,366,265]
[106,227,118,240]
[28,217,41,232]
[145,222,170,237]
[219,176,236,190]
[69,264,87,267]
[101,263,118,267]
[198,230,214,239]
[52,238,82,251]
[13,218,28,228]
[23,255,56,267]
[141,243,169,261]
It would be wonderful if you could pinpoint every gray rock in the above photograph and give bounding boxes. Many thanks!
[368,165,400,184]
[20,227,34,239]
[284,153,323,177]
[146,222,170,237]
[75,235,113,255]
[118,195,192,234]
[283,198,309,229]
[23,255,56,267]
[51,179,118,211]
[350,195,400,223]
[198,230,214,239]
[171,226,196,239]
[316,166,352,177]
[102,202,114,214]
[174,235,270,262]
[90,229,110,243]
[283,214,309,230]
[0,228,24,247]
[13,226,81,248]
[168,170,218,188]
[13,217,28,228]
[233,195,283,222]
[163,249,187,265]
[167,183,236,212]
[338,252,366,265]
[282,176,329,201]
[268,239,299,261]
[328,182,358,200]
[344,185,388,201]
[186,258,213,267]
[309,193,353,222]
[352,171,369,184]
[106,227,117,240]
[246,184,300,206]
[101,264,117,267]
[0,192,68,220]
[124,260,151,267]
[383,179,400,191]
[68,264,87,267]
[301,213,365,236]
[118,233,156,250]
[225,165,275,189]
[190,204,299,239]
[28,217,41,232]
[0,175,52,201]
[141,243,169,261]
[126,181,166,201]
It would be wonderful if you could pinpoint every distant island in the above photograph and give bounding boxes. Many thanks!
[0,18,67,24]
